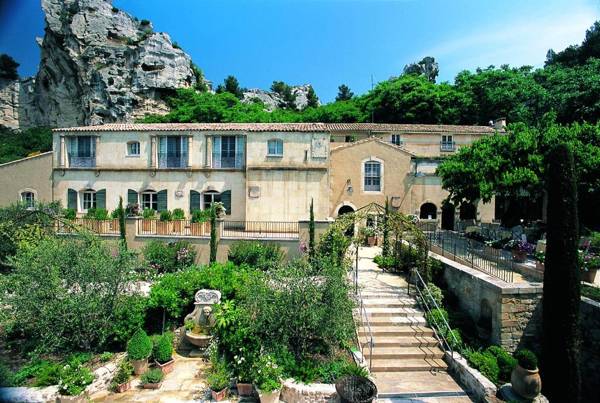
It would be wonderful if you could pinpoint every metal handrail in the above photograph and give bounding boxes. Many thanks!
[410,269,459,358]
[357,289,374,371]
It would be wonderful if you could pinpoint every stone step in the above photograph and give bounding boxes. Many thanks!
[369,358,448,373]
[363,346,445,360]
[362,298,417,308]
[360,336,439,348]
[362,316,426,326]
[359,326,434,337]
[364,307,423,317]
[360,291,410,299]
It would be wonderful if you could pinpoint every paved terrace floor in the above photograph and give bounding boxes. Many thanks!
[356,246,473,402]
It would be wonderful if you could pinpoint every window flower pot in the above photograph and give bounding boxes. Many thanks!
[236,382,254,396]
[155,358,175,375]
[142,382,162,390]
[131,358,148,375]
[211,387,228,401]
[258,388,280,403]
[156,221,172,235]
[511,364,541,399]
[115,381,131,393]
[56,395,87,403]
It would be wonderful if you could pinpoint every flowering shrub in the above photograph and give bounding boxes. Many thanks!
[505,239,535,254]
[143,240,196,274]
[252,354,282,392]
[579,250,600,271]
[57,364,94,396]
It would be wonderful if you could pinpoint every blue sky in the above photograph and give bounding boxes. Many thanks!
[0,0,598,102]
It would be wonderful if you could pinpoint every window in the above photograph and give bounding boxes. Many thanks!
[212,136,245,168]
[391,134,402,145]
[82,190,97,210]
[127,141,140,156]
[21,191,35,208]
[142,191,158,211]
[158,136,188,168]
[364,160,381,192]
[203,191,222,210]
[68,136,96,167]
[441,135,455,151]
[267,139,283,156]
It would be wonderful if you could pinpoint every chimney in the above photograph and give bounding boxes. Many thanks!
[493,117,507,131]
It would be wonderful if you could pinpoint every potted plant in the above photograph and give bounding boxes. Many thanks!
[127,329,153,375]
[110,360,134,393]
[335,375,378,403]
[207,359,231,401]
[140,368,164,389]
[153,333,175,375]
[232,346,255,397]
[126,202,140,217]
[56,363,95,403]
[507,240,534,263]
[534,251,545,272]
[213,201,226,218]
[142,208,156,233]
[190,209,210,236]
[172,208,186,234]
[511,349,541,399]
[157,210,173,235]
[254,355,282,403]
[580,244,600,283]
[362,227,377,247]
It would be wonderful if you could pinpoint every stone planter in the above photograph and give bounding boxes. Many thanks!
[511,364,542,399]
[55,395,87,403]
[115,381,131,393]
[131,358,148,376]
[512,250,528,263]
[184,330,212,348]
[258,388,281,403]
[211,388,228,401]
[155,358,175,375]
[237,382,254,396]
[156,221,172,235]
[142,382,162,390]
[583,268,599,284]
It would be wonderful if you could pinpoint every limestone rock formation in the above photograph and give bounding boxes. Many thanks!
[242,84,319,111]
[2,0,200,129]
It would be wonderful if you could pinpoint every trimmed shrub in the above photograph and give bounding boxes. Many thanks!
[227,241,283,271]
[486,345,517,381]
[514,349,538,370]
[110,360,133,389]
[140,368,163,385]
[424,308,448,328]
[153,333,173,363]
[417,282,443,308]
[172,208,185,220]
[127,329,152,360]
[159,210,172,221]
[467,350,500,384]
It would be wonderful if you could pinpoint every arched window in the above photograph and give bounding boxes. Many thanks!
[267,139,283,156]
[127,141,140,156]
[420,202,437,219]
[141,190,158,211]
[203,190,222,210]
[363,160,382,192]
[21,191,35,208]
[82,189,97,210]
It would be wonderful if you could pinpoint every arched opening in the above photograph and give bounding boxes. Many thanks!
[337,205,355,236]
[459,203,477,220]
[441,202,455,230]
[419,203,437,220]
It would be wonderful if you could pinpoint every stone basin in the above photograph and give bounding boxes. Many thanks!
[185,330,212,348]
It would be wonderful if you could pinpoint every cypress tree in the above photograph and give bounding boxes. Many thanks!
[382,197,390,257]
[542,143,581,402]
[118,196,127,249]
[309,198,315,260]
[209,205,218,263]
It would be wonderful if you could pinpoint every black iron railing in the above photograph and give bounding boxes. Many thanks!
[221,221,299,239]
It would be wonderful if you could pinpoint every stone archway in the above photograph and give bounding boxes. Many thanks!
[338,205,355,216]
[420,202,437,220]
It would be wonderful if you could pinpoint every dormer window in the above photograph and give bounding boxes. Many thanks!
[127,141,140,156]
[267,139,283,157]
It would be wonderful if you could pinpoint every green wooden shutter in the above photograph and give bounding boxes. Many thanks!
[190,190,201,213]
[67,189,77,210]
[96,189,106,210]
[157,190,168,212]
[221,190,231,215]
[128,189,138,205]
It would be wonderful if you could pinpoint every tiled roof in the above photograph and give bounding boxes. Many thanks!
[54,122,497,134]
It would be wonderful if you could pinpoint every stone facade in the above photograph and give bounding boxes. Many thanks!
[0,152,53,207]
[281,379,339,403]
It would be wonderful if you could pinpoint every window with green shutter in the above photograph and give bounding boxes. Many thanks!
[157,190,168,212]
[67,189,77,210]
[128,189,138,206]
[221,190,231,215]
[190,190,201,213]
[96,189,106,210]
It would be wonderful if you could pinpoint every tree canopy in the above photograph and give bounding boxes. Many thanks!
[215,75,244,99]
[335,84,354,102]
[0,54,19,80]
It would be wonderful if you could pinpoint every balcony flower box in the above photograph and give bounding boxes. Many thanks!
[156,221,172,235]
[190,222,209,236]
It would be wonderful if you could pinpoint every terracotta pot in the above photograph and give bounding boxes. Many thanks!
[108,219,119,232]
[157,221,172,235]
[258,388,281,403]
[142,382,162,390]
[55,395,87,403]
[172,220,184,234]
[583,268,599,283]
[115,381,131,393]
[512,250,528,263]
[130,358,148,375]
[367,236,376,247]
[155,358,175,375]
[142,219,154,233]
[211,388,228,401]
[237,382,254,396]
[511,364,542,399]
[190,222,208,236]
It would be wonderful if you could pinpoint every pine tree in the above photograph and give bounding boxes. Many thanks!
[305,85,319,108]
[335,84,354,102]
[209,205,218,263]
[118,196,127,249]
[382,197,390,257]
[308,198,315,261]
[542,143,581,402]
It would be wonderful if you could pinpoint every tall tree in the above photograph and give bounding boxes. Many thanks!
[335,84,354,102]
[403,56,440,83]
[0,54,19,80]
[209,205,218,263]
[308,198,315,261]
[271,81,297,110]
[118,196,127,249]
[382,198,390,258]
[216,75,244,99]
[546,21,600,67]
[305,85,319,108]
[542,143,581,402]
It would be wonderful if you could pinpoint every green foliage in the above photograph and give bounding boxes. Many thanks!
[582,284,600,302]
[140,368,164,384]
[271,81,297,109]
[252,354,282,392]
[305,85,319,109]
[117,197,126,247]
[210,206,218,263]
[207,358,231,391]
[424,308,448,328]
[335,84,354,102]
[110,295,148,347]
[422,282,444,308]
[382,198,390,257]
[57,363,94,396]
[308,198,315,260]
[467,350,500,384]
[316,226,351,269]
[152,333,174,363]
[373,254,396,270]
[216,75,244,99]
[143,240,196,274]
[190,63,209,92]
[159,210,172,221]
[110,360,133,388]
[283,357,366,384]
[0,126,52,164]
[191,209,211,223]
[142,208,156,219]
[172,208,185,220]
[0,54,19,79]
[227,240,283,271]
[99,352,114,362]
[514,349,538,370]
[546,21,600,67]
[63,208,76,220]
[127,329,153,360]
[0,362,14,387]
[486,345,517,381]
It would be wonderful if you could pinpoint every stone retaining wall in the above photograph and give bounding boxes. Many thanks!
[281,379,339,403]
[444,351,496,401]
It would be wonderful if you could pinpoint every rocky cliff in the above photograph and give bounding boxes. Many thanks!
[242,84,319,111]
[2,0,200,129]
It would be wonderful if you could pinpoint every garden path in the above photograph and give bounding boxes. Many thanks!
[356,246,473,402]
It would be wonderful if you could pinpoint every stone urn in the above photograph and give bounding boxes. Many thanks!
[131,359,148,376]
[511,364,542,399]
[258,388,281,403]
[183,289,221,351]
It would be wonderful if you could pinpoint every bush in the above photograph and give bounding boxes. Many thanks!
[424,308,449,328]
[140,368,163,385]
[373,254,396,270]
[143,240,196,274]
[99,352,114,362]
[142,208,155,219]
[191,209,211,223]
[486,345,516,381]
[63,208,76,220]
[159,210,172,221]
[110,295,148,347]
[467,350,500,384]
[57,364,94,396]
[0,362,14,387]
[110,360,133,389]
[227,241,283,271]
[417,283,443,308]
[172,208,185,220]
[514,349,538,370]
[252,354,282,392]
[127,329,153,360]
[207,359,231,391]
[153,333,174,363]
